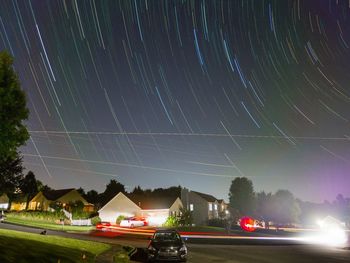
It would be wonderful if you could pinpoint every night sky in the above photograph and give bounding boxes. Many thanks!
[1,0,350,202]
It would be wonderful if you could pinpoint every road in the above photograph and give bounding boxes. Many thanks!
[1,222,350,263]
[185,244,350,263]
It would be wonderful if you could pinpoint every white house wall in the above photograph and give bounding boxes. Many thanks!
[98,192,141,223]
[169,197,183,215]
[188,192,209,225]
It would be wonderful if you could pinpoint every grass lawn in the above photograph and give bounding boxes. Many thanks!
[6,217,94,232]
[0,228,111,263]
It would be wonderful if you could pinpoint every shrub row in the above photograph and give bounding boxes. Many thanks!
[7,211,66,222]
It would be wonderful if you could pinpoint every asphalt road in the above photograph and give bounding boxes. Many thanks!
[2,222,350,263]
[185,244,350,263]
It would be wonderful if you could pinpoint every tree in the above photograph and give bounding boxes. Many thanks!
[131,185,144,195]
[20,171,38,209]
[178,207,193,226]
[86,190,99,205]
[270,190,300,225]
[255,191,273,228]
[228,177,255,218]
[0,51,29,161]
[100,179,125,206]
[0,154,24,209]
[77,187,86,197]
[0,154,24,194]
[36,180,52,193]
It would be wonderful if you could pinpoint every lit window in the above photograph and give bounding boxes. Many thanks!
[214,204,217,210]
[190,204,194,211]
[209,203,212,211]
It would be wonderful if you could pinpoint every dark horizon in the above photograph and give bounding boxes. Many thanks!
[1,0,350,203]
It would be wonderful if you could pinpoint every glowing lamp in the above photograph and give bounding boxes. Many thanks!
[240,216,256,232]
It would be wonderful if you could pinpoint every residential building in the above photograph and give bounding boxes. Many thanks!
[28,188,93,212]
[181,188,229,225]
[98,192,183,226]
[129,194,183,226]
[0,193,9,210]
[10,195,27,211]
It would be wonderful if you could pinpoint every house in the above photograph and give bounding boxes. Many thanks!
[98,192,141,223]
[181,188,229,225]
[0,193,9,210]
[10,194,27,211]
[128,194,183,226]
[98,192,183,226]
[28,188,94,212]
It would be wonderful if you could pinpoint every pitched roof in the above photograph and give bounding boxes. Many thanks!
[192,191,218,202]
[127,194,178,210]
[42,188,75,201]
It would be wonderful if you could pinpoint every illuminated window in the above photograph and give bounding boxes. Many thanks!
[190,204,194,211]
[214,204,217,210]
[209,203,212,211]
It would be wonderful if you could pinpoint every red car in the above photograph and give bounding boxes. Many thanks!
[96,221,111,230]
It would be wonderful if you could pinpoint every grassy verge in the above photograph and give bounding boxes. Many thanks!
[6,217,94,232]
[0,228,111,263]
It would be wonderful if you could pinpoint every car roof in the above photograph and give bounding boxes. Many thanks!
[154,229,179,233]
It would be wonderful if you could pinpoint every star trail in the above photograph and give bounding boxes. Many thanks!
[1,0,350,202]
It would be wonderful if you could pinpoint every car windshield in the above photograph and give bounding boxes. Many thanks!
[153,232,181,242]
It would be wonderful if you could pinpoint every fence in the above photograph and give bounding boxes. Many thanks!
[71,219,92,226]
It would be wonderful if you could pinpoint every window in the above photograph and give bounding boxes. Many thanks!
[209,203,212,211]
[190,204,194,211]
[214,204,218,210]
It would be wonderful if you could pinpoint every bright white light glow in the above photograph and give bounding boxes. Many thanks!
[148,215,168,226]
[302,217,348,247]
[303,228,348,247]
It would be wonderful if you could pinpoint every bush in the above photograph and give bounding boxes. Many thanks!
[72,211,91,220]
[91,216,101,226]
[116,215,126,224]
[163,216,179,227]
[7,211,66,223]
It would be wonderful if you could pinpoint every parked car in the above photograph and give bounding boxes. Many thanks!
[120,217,147,228]
[147,229,187,262]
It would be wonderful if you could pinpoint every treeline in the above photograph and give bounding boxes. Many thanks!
[0,151,182,210]
[228,177,350,227]
[80,184,181,209]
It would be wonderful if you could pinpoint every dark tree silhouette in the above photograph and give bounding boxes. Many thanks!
[0,51,29,161]
[0,154,24,194]
[131,185,144,195]
[100,179,125,206]
[255,191,273,228]
[20,171,38,209]
[86,189,99,205]
[228,177,255,218]
[77,187,86,197]
[0,154,24,208]
[270,190,300,225]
